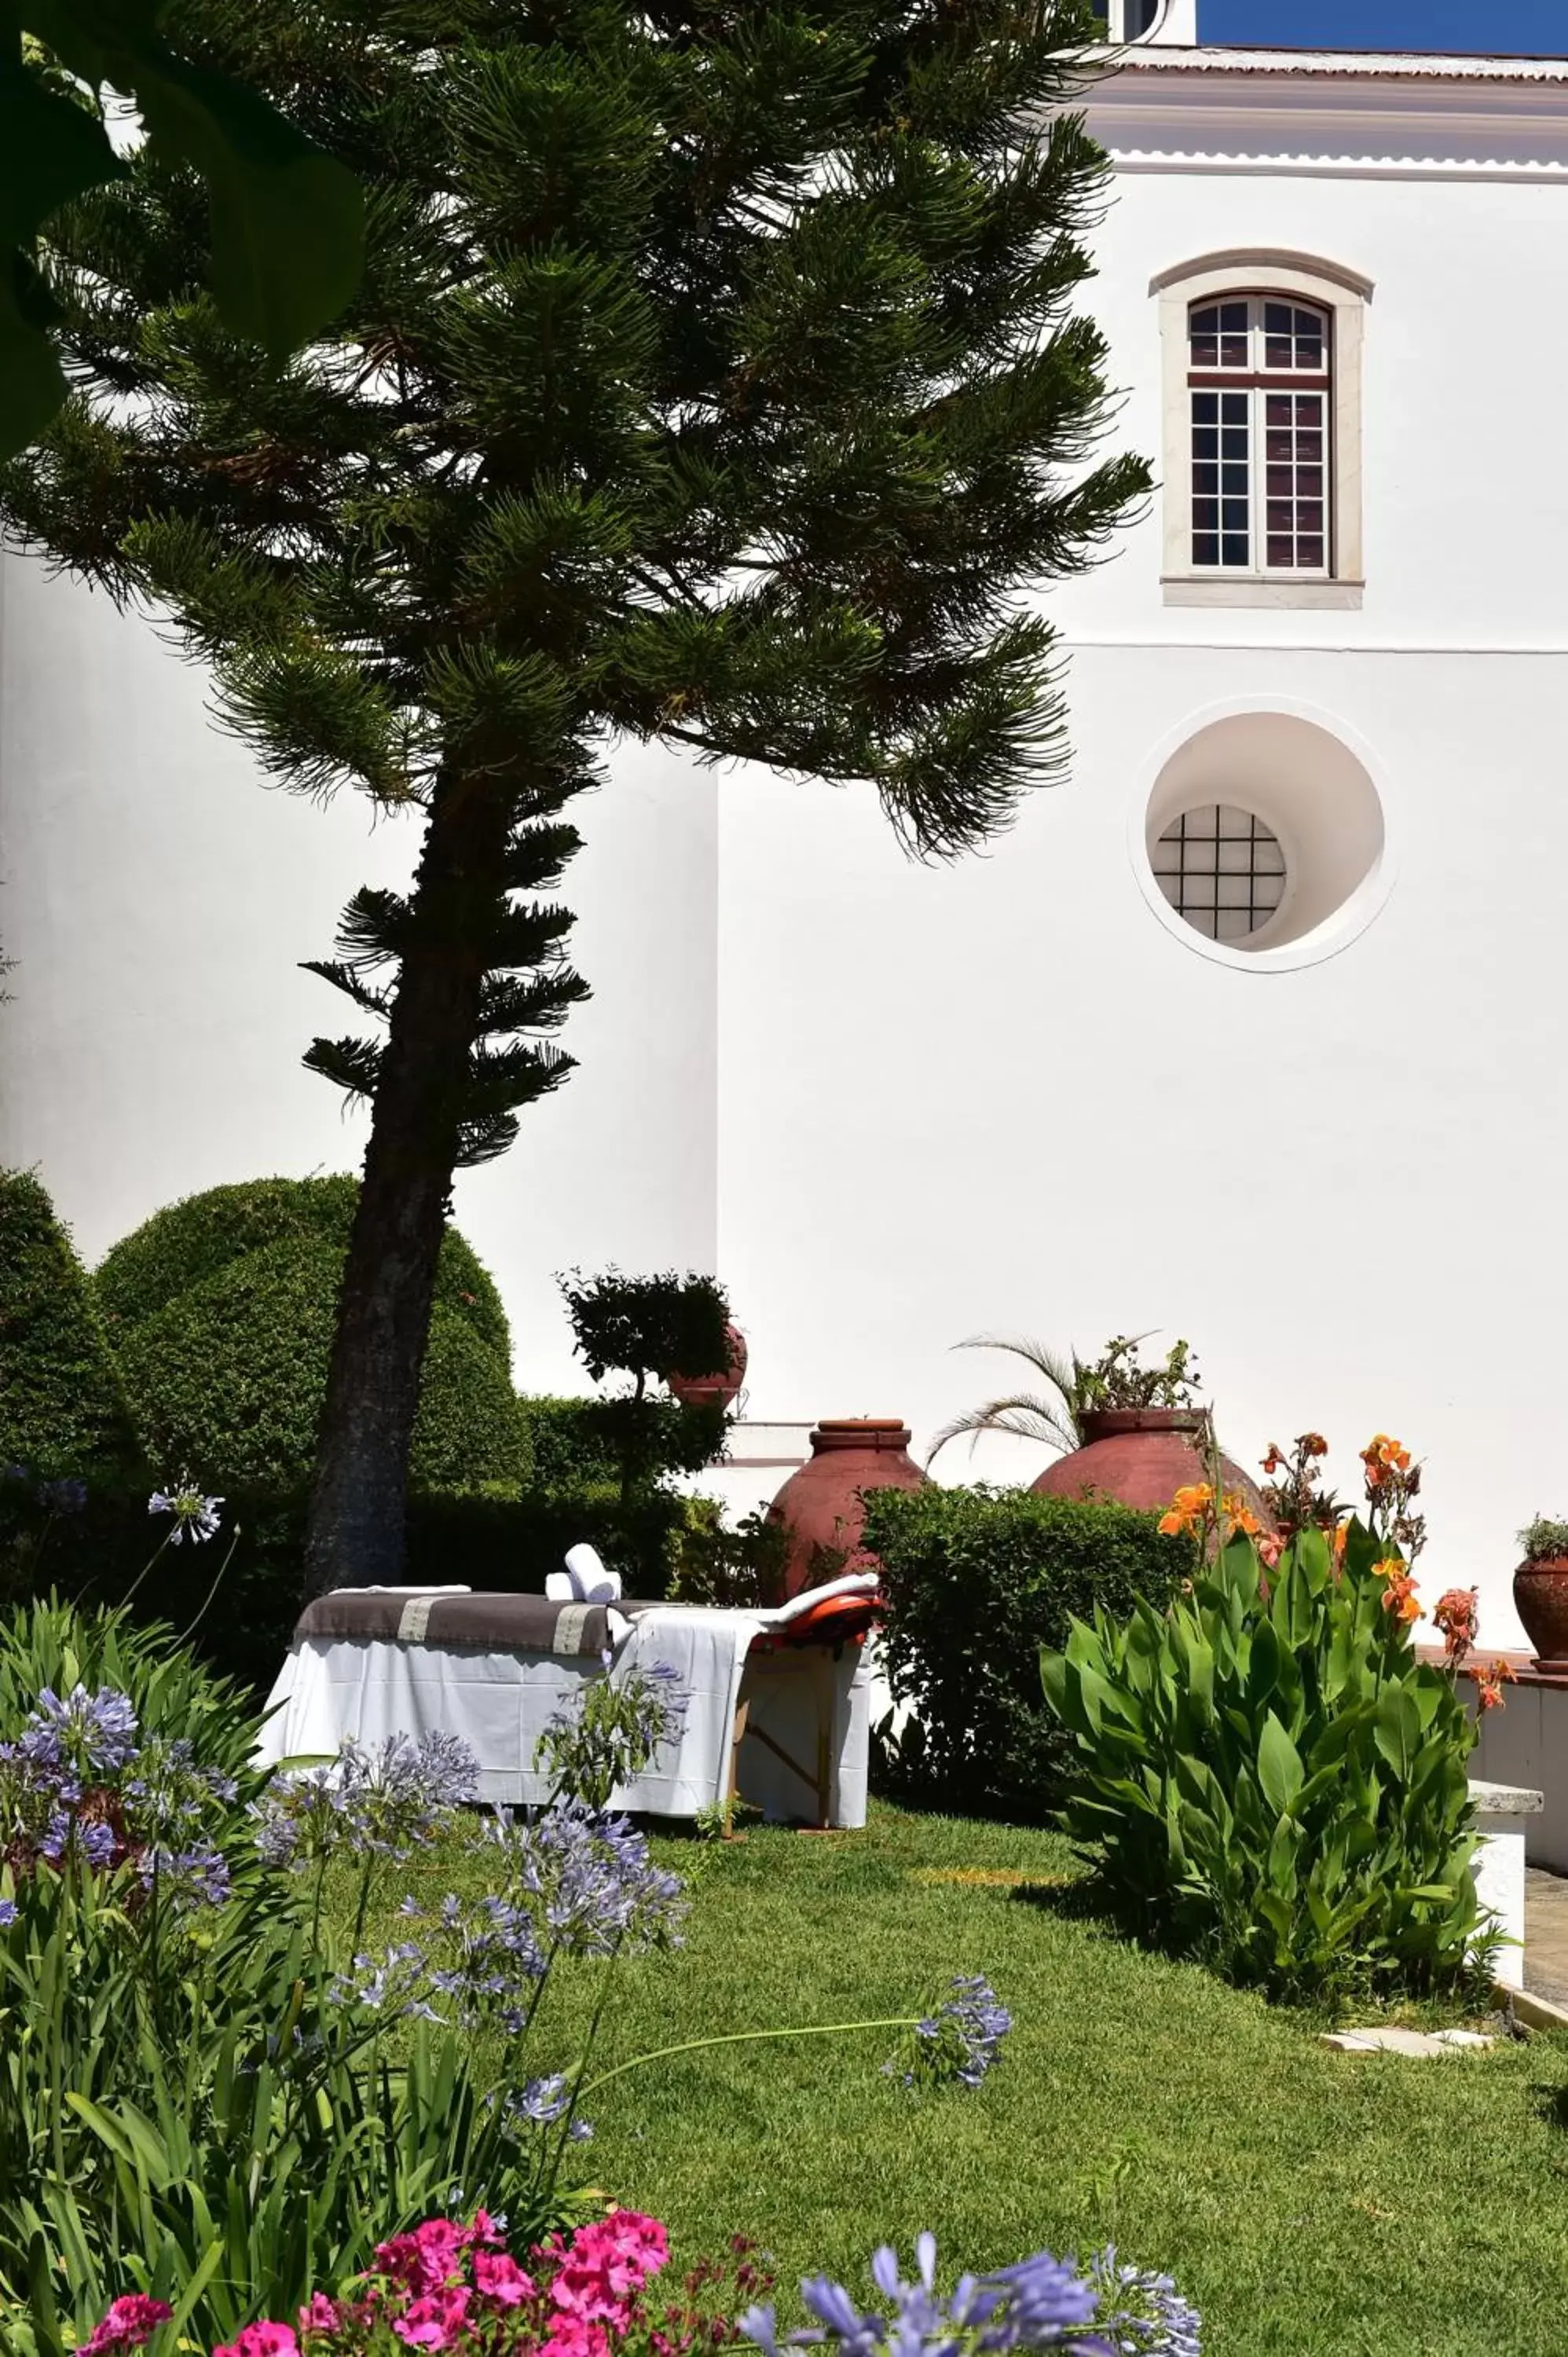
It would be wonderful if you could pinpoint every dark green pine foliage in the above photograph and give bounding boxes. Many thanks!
[3,0,1150,1589]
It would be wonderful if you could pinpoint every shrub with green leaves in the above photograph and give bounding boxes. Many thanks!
[863,1486,1194,1822]
[1041,1522,1484,2002]
[518,1395,627,1492]
[0,1170,145,1486]
[97,1180,526,1497]
[95,1172,511,1362]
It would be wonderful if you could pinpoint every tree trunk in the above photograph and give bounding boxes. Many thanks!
[302,775,505,1596]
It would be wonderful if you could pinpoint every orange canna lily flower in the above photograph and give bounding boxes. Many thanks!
[1261,1446,1282,1476]
[1477,1657,1517,1710]
[1158,1481,1214,1538]
[1376,1560,1420,1622]
[1332,1522,1349,1563]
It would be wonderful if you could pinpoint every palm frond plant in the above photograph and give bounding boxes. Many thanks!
[926,1333,1200,1470]
[925,1336,1090,1468]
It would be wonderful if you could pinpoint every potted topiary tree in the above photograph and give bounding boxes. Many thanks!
[1514,1516,1568,1670]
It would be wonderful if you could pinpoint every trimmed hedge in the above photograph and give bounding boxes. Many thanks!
[94,1174,511,1363]
[0,1171,145,1484]
[863,1483,1196,1824]
[113,1235,529,1495]
[518,1395,620,1491]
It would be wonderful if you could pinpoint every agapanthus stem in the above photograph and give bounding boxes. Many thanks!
[577,2014,921,2102]
[351,1855,375,1963]
[544,1932,623,2198]
[118,1525,177,1614]
[174,1525,242,1645]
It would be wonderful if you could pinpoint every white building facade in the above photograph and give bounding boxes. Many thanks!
[5,16,1568,1642]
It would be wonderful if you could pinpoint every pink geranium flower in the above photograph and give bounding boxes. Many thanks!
[544,2318,613,2357]
[214,2326,301,2357]
[473,2250,534,2308]
[80,2296,174,2355]
[392,2286,471,2349]
[374,2216,469,2299]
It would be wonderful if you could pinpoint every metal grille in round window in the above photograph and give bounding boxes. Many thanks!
[1152,804,1287,944]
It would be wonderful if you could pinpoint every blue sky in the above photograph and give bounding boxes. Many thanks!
[1200,0,1566,53]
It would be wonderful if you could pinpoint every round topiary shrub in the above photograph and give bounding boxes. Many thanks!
[95,1175,511,1364]
[112,1234,527,1495]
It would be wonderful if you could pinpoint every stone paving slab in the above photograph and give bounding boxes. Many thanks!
[1321,2026,1496,2056]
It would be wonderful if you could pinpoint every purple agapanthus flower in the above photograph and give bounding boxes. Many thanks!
[1088,2252,1202,2357]
[422,1890,545,2032]
[888,1976,1013,2094]
[24,1686,140,1778]
[330,1940,441,2022]
[125,1736,237,1838]
[508,2073,572,2124]
[251,1728,479,1870]
[148,1482,224,1545]
[742,2234,1197,2357]
[0,1899,16,1929]
[40,1813,117,1871]
[139,1842,233,1911]
[485,1795,686,1958]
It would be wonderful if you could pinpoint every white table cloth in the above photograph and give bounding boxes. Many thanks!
[256,1577,875,1827]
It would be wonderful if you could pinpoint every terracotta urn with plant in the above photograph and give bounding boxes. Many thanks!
[927,1330,1270,1527]
[1514,1516,1568,1671]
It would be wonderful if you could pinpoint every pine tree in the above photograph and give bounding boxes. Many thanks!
[2,0,1150,1593]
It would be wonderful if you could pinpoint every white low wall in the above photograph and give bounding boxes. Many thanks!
[1469,1673,1568,1872]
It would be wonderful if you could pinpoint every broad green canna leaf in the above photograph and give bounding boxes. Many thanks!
[1258,1712,1304,1819]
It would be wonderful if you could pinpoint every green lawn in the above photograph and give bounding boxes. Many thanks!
[349,1803,1568,2356]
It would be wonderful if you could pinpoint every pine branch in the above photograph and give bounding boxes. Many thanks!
[302,1034,383,1105]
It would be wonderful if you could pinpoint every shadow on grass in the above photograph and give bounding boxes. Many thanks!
[1529,2075,1568,2134]
[1009,1874,1123,1929]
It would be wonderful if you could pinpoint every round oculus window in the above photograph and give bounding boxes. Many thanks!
[1152,803,1286,945]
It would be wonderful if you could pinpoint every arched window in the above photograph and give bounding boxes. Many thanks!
[1152,251,1369,610]
[1187,296,1330,573]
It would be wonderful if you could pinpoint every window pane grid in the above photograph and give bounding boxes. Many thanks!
[1186,295,1332,577]
[1152,805,1287,943]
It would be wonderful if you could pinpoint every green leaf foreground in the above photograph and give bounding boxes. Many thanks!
[2,0,362,456]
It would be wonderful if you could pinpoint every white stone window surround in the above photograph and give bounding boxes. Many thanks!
[1152,250,1371,610]
[1127,694,1399,974]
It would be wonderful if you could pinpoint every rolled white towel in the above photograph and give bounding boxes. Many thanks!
[545,1547,623,1604]
[564,1542,622,1602]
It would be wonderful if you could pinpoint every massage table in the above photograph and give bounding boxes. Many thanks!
[255,1574,881,1829]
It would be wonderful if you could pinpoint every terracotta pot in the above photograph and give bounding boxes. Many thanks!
[765,1417,927,1601]
[1513,1556,1568,1671]
[1031,1406,1271,1527]
[665,1324,748,1413]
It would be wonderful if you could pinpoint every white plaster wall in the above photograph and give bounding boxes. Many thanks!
[0,555,717,1392]
[713,145,1568,1651]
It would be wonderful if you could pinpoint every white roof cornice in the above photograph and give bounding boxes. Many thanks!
[1083,43,1568,181]
[1100,44,1568,85]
